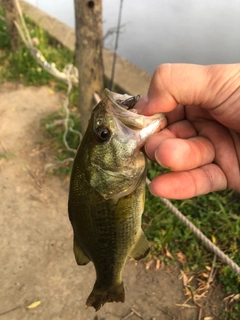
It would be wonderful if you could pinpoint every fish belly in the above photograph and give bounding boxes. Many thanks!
[69,172,147,310]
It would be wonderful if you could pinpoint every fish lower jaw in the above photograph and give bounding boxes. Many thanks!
[139,117,165,143]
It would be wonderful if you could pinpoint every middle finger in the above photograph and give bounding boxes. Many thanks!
[155,136,215,171]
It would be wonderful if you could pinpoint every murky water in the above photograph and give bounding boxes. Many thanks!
[25,0,240,73]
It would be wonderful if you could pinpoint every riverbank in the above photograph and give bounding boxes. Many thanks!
[20,0,151,96]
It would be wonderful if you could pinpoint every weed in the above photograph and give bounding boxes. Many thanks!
[0,152,10,160]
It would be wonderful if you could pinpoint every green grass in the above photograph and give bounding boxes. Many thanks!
[145,163,240,273]
[0,5,80,168]
[1,7,239,318]
[0,7,74,88]
[145,165,240,318]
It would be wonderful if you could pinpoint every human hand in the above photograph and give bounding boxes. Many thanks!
[136,63,240,199]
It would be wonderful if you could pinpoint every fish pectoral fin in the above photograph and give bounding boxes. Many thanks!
[129,230,150,261]
[73,237,90,265]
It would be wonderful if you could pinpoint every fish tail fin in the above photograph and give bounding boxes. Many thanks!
[86,282,125,311]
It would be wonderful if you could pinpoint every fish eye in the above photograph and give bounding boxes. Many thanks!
[94,127,111,142]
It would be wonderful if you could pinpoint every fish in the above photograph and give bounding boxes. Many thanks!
[68,89,165,311]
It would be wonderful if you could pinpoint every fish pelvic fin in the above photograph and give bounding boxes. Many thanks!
[86,282,125,311]
[73,236,90,265]
[129,230,150,260]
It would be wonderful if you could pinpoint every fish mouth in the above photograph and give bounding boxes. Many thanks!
[104,89,165,143]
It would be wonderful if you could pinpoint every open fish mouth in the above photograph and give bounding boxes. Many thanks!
[104,89,165,142]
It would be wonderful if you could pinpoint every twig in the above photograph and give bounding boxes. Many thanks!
[103,24,125,41]
[44,158,74,173]
[157,306,176,319]
[0,138,8,153]
[27,165,42,190]
[29,194,46,203]
[15,0,32,43]
[207,254,217,286]
[121,311,134,320]
[145,259,154,270]
[175,303,197,309]
[188,286,203,316]
[121,307,143,320]
[197,307,202,320]
[131,307,143,319]
[0,306,21,316]
[29,143,54,156]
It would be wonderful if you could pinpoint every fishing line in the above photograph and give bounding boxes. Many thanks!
[146,178,240,275]
[110,0,124,91]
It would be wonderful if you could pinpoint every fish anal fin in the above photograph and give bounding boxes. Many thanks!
[129,230,150,261]
[86,282,125,311]
[73,236,90,265]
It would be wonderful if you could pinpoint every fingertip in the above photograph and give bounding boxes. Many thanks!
[144,133,160,161]
[148,180,159,198]
[147,164,227,200]
[144,129,173,162]
[148,175,173,198]
[148,173,192,199]
[135,94,164,116]
[154,138,176,169]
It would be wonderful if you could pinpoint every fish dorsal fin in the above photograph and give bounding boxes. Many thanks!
[73,236,90,265]
[129,230,150,261]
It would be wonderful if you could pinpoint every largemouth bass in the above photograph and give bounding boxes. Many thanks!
[68,89,165,311]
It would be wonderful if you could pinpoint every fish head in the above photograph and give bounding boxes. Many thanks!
[82,89,165,200]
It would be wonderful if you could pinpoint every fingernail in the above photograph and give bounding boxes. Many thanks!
[154,150,163,167]
[148,181,159,197]
[134,94,148,114]
[142,94,148,103]
[155,150,170,170]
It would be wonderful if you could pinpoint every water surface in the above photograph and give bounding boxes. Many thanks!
[25,0,240,73]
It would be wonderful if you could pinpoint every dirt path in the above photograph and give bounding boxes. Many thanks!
[0,84,225,320]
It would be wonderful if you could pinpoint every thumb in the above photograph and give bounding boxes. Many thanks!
[135,63,240,116]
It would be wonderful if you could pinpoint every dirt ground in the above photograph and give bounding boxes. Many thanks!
[0,83,226,320]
